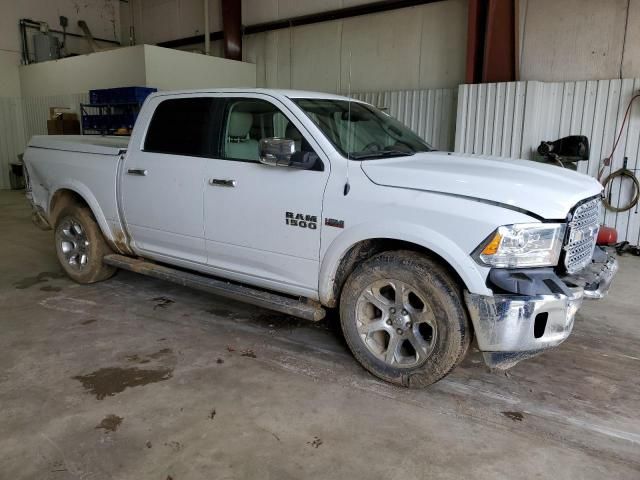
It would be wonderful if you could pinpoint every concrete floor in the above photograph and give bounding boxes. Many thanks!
[1,190,639,480]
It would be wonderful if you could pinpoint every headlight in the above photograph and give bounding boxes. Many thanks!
[474,223,566,268]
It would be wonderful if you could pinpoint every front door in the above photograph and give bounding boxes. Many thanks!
[121,95,215,264]
[203,95,330,296]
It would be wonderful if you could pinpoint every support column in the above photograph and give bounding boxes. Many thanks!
[466,0,516,83]
[221,0,242,61]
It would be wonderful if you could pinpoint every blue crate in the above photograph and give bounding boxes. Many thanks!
[81,114,105,130]
[89,87,157,105]
[81,98,146,134]
[89,91,102,104]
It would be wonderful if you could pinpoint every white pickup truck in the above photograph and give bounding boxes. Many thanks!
[24,88,617,387]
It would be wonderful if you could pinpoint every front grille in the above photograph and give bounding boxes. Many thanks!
[563,197,601,274]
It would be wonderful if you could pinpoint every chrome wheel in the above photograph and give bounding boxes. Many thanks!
[56,218,90,270]
[355,279,437,368]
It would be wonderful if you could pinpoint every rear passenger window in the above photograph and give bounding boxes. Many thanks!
[144,98,215,157]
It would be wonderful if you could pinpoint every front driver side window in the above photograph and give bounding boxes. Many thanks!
[223,99,316,163]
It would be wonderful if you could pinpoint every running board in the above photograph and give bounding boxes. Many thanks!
[103,254,326,322]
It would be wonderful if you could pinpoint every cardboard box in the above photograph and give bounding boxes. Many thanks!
[47,117,80,135]
[49,107,74,120]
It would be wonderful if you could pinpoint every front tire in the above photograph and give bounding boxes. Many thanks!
[339,251,471,387]
[54,204,116,284]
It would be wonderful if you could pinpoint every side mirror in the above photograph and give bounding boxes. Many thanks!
[259,138,295,167]
[259,137,319,170]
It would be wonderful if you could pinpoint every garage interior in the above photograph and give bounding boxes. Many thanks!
[1,0,639,478]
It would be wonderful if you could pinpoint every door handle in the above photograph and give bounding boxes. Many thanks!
[209,178,237,187]
[127,168,148,176]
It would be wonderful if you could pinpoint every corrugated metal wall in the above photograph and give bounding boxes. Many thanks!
[456,79,640,243]
[21,93,89,140]
[0,98,26,189]
[353,88,458,151]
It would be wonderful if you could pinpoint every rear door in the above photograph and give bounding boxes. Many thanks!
[121,95,217,264]
[203,94,330,297]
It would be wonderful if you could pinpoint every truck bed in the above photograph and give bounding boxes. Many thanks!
[29,135,129,155]
[24,135,130,251]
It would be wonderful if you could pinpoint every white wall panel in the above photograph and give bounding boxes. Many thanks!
[19,46,147,98]
[0,92,87,189]
[291,21,341,93]
[122,0,222,46]
[520,0,630,81]
[339,7,422,93]
[0,51,22,98]
[353,87,457,151]
[0,98,26,189]
[456,79,640,243]
[144,45,256,90]
[240,0,379,25]
[242,1,467,93]
[622,0,640,78]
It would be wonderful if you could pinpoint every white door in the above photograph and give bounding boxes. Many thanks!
[121,96,214,264]
[203,95,330,296]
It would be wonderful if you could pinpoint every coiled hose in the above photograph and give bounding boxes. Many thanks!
[601,166,639,212]
[598,93,640,212]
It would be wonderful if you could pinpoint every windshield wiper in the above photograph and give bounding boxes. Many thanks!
[350,149,415,160]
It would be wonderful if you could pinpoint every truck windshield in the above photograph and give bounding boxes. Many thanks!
[293,98,433,160]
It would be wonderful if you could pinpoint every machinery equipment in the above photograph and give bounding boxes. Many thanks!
[537,135,590,170]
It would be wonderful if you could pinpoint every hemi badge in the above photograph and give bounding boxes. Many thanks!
[325,218,344,229]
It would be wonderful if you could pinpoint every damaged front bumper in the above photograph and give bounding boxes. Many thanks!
[465,253,618,369]
[564,253,618,299]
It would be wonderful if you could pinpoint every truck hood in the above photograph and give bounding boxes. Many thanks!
[360,151,603,219]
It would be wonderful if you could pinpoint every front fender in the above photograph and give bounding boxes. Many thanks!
[318,221,493,306]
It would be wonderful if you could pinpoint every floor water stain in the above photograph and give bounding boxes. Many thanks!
[14,271,65,289]
[96,414,123,432]
[73,366,173,400]
[40,285,62,292]
[152,296,175,310]
[307,436,323,448]
[126,348,172,365]
[240,349,257,358]
[251,312,332,333]
[206,307,236,317]
[502,411,525,422]
[251,313,304,330]
[148,348,172,359]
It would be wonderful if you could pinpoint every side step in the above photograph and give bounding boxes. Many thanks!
[103,254,326,322]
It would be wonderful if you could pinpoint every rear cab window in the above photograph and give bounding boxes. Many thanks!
[144,97,219,157]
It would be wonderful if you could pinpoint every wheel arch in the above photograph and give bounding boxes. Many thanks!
[48,185,115,249]
[319,225,492,308]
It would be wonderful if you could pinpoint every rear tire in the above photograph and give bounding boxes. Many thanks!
[339,250,471,388]
[54,204,116,284]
